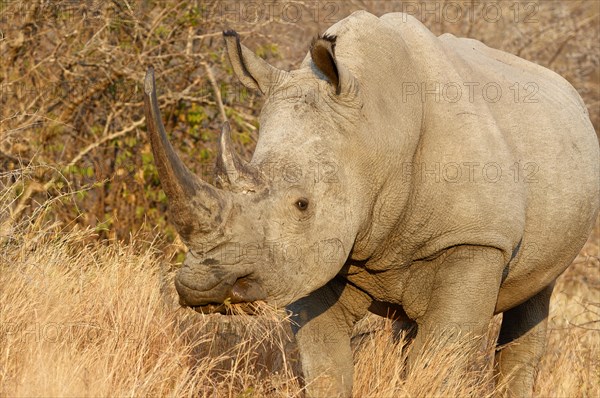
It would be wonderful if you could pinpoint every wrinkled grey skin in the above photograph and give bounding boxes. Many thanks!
[143,11,599,398]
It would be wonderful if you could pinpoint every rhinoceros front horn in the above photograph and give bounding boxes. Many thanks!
[143,67,228,241]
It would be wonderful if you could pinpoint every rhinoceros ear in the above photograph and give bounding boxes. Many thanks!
[310,34,358,97]
[223,30,286,95]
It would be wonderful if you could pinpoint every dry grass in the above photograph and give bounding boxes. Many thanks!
[0,220,300,397]
[1,194,598,396]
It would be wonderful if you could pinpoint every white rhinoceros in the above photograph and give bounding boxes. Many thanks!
[143,11,599,398]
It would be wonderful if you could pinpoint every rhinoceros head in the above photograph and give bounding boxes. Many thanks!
[143,31,366,313]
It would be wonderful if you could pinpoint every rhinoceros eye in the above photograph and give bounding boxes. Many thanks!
[295,198,309,211]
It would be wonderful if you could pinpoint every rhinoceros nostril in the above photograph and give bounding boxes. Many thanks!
[229,277,267,303]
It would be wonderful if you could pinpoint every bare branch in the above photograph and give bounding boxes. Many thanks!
[202,62,228,123]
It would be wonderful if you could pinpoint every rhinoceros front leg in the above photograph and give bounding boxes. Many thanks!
[287,276,371,398]
[407,245,506,375]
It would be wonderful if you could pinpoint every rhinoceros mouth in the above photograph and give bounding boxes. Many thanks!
[176,274,268,314]
[191,301,265,315]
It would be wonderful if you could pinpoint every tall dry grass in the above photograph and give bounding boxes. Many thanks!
[0,224,299,396]
[1,176,598,396]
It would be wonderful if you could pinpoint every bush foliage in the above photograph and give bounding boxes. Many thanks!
[1,0,598,248]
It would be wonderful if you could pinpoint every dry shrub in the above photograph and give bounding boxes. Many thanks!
[1,0,598,242]
[0,0,280,241]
